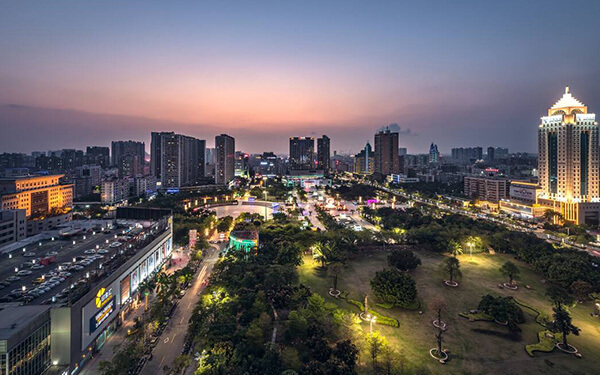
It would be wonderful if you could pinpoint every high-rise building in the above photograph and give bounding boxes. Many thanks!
[111,140,145,177]
[234,151,250,178]
[85,146,110,168]
[354,142,374,175]
[100,178,131,205]
[317,135,331,171]
[398,148,407,156]
[151,132,205,189]
[451,147,483,162]
[537,86,600,224]
[374,128,400,176]
[289,137,315,170]
[215,134,235,184]
[257,152,279,177]
[487,146,495,161]
[429,143,440,164]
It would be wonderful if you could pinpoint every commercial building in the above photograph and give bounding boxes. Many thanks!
[374,128,400,176]
[151,132,206,189]
[110,141,145,177]
[0,305,51,375]
[353,142,374,175]
[464,176,509,203]
[429,143,440,164]
[289,137,314,170]
[234,152,249,178]
[228,230,259,252]
[256,152,279,177]
[0,175,72,220]
[0,209,26,246]
[537,87,600,224]
[215,134,235,185]
[499,181,544,219]
[316,135,330,171]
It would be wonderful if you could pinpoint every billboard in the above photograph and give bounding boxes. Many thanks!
[131,269,139,292]
[120,275,131,305]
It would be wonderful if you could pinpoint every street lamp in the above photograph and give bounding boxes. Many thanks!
[369,315,377,333]
[467,242,473,260]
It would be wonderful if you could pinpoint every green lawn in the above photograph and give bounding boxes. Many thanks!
[298,250,600,375]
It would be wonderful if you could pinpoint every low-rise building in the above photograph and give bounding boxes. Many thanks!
[464,176,509,203]
[0,209,26,246]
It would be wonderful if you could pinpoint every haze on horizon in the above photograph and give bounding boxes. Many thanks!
[1,0,599,155]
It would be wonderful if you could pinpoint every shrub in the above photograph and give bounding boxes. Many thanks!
[370,269,417,308]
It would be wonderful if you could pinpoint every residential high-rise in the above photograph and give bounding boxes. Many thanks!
[234,151,250,178]
[151,132,205,188]
[487,146,495,161]
[85,146,110,168]
[374,128,400,176]
[289,137,315,170]
[537,86,600,224]
[429,143,440,164]
[215,134,235,184]
[111,140,145,177]
[316,135,331,171]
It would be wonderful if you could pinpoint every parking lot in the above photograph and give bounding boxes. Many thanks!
[0,226,139,305]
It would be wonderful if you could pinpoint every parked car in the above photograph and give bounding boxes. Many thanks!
[6,276,21,282]
[97,249,109,254]
[17,270,33,276]
[31,265,44,270]
[46,251,58,256]
[84,249,96,254]
[24,252,36,257]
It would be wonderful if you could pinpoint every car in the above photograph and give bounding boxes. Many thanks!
[0,296,14,303]
[61,262,72,267]
[23,261,36,267]
[97,249,109,254]
[23,252,36,257]
[20,295,35,302]
[109,242,121,248]
[32,277,45,284]
[74,265,84,271]
[84,249,96,254]
[11,288,24,295]
[46,251,58,256]
[17,270,32,276]
[59,272,72,277]
[41,298,53,305]
[31,265,44,270]
[6,276,21,282]
[0,280,11,286]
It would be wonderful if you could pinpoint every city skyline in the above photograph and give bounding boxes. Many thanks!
[2,1,600,154]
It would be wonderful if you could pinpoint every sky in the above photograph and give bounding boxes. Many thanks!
[1,0,599,155]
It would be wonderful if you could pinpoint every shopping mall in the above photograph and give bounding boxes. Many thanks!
[0,207,173,375]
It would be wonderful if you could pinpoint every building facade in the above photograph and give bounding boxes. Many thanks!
[316,135,330,171]
[100,179,131,205]
[151,132,205,189]
[0,175,72,219]
[353,142,374,175]
[464,176,509,203]
[215,134,235,184]
[0,209,26,246]
[110,141,145,177]
[289,137,315,170]
[537,87,600,224]
[374,129,400,176]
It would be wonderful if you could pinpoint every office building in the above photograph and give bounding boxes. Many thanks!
[0,306,51,375]
[215,134,235,184]
[111,141,145,177]
[464,176,509,203]
[316,135,331,171]
[151,132,205,188]
[353,142,374,175]
[289,137,315,170]
[429,143,440,164]
[451,147,483,162]
[0,209,26,246]
[374,128,400,176]
[487,147,495,161]
[537,87,600,224]
[234,152,250,178]
[0,175,72,219]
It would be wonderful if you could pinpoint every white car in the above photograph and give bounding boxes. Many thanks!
[109,242,121,248]
[97,249,109,254]
[46,251,58,256]
[24,252,37,257]
[83,249,96,254]
[17,270,33,276]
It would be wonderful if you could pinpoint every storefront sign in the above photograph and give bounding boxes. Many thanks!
[90,297,114,334]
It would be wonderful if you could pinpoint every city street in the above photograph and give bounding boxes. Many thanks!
[143,242,223,373]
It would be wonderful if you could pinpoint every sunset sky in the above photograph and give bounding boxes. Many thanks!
[1,0,599,154]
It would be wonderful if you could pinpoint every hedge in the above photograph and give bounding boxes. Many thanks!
[525,330,562,357]
[346,299,399,328]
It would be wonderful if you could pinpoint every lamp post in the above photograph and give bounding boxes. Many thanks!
[369,315,376,333]
[467,242,473,260]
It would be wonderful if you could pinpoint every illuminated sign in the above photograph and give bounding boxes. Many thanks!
[90,296,114,334]
[95,287,112,309]
[120,276,130,305]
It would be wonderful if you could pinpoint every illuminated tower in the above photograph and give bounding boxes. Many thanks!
[538,86,600,224]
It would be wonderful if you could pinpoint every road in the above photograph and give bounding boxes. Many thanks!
[144,242,223,373]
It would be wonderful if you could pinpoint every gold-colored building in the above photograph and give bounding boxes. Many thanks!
[0,175,73,218]
[537,87,600,224]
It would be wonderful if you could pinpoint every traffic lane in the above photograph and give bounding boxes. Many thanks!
[146,245,221,373]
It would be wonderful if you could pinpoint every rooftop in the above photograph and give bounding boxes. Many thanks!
[0,305,50,339]
[551,86,585,110]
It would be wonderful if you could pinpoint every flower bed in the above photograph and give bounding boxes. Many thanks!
[346,299,399,327]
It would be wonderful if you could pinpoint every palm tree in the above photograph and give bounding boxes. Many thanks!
[500,261,520,285]
[327,262,344,292]
[441,257,462,283]
[543,209,563,224]
[448,240,463,258]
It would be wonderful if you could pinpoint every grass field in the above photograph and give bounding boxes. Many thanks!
[298,249,600,375]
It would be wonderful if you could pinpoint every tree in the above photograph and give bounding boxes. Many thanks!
[327,262,344,292]
[366,332,388,375]
[477,294,525,331]
[430,298,447,328]
[448,240,463,257]
[387,249,421,271]
[499,261,520,285]
[370,269,417,308]
[440,257,461,284]
[570,280,593,302]
[543,209,563,224]
[549,304,580,349]
[546,284,575,309]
